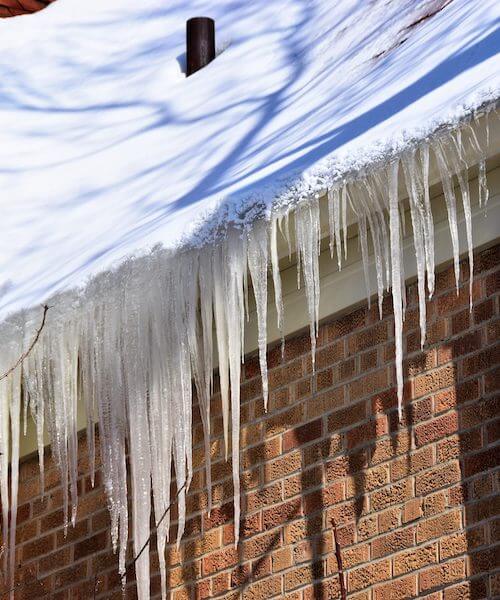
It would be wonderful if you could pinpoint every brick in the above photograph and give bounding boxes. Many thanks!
[306,385,344,418]
[22,533,55,562]
[349,370,388,401]
[354,515,377,542]
[283,418,322,451]
[371,527,415,559]
[74,531,107,560]
[264,450,301,483]
[272,546,293,572]
[443,579,488,600]
[202,547,238,576]
[461,345,500,378]
[371,431,411,464]
[436,429,482,462]
[374,575,417,600]
[393,543,437,576]
[38,547,71,575]
[413,365,456,399]
[242,531,277,560]
[415,412,458,446]
[434,379,479,412]
[468,546,498,575]
[338,543,369,569]
[417,510,461,543]
[415,461,461,495]
[262,498,301,530]
[347,464,388,496]
[347,417,388,450]
[378,507,400,533]
[348,559,391,591]
[391,445,434,481]
[403,498,423,524]
[303,435,342,466]
[315,341,345,369]
[247,483,282,512]
[328,401,366,431]
[9,243,500,600]
[419,558,465,593]
[423,491,447,517]
[284,466,322,499]
[243,575,281,599]
[463,445,500,478]
[370,480,412,512]
[348,322,388,354]
[284,563,324,591]
[53,562,87,588]
[440,528,485,561]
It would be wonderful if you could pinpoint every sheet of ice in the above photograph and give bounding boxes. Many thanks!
[0,0,498,318]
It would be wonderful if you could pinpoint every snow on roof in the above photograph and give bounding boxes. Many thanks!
[0,0,498,319]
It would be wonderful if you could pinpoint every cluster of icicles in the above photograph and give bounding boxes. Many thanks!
[0,111,493,599]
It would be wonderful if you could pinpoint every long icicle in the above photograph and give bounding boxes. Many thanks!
[388,159,404,418]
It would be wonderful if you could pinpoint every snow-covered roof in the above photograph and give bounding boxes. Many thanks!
[0,4,499,599]
[1,0,498,319]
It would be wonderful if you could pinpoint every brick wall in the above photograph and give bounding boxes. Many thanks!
[3,243,499,599]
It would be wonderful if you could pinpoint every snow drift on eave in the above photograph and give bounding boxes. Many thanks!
[0,0,499,598]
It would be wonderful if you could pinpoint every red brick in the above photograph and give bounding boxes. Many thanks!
[262,498,302,530]
[413,365,456,399]
[371,527,415,559]
[415,461,461,495]
[328,401,366,431]
[374,575,417,600]
[419,558,465,593]
[202,547,238,576]
[348,559,391,591]
[417,511,461,543]
[394,543,437,576]
[283,418,322,451]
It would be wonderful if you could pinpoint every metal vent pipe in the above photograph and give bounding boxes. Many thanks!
[186,17,215,77]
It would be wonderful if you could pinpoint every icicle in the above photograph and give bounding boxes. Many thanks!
[0,373,9,580]
[341,184,348,259]
[8,367,21,600]
[270,217,285,354]
[328,188,335,259]
[213,247,231,460]
[444,136,474,309]
[332,188,343,271]
[295,199,321,367]
[360,180,386,318]
[350,191,371,308]
[120,263,153,598]
[224,229,246,544]
[402,151,428,347]
[419,143,435,297]
[388,160,404,418]
[198,251,215,515]
[434,141,461,292]
[478,159,489,208]
[248,221,269,410]
[360,179,389,318]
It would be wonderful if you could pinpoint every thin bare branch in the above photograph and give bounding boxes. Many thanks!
[331,517,347,600]
[0,304,50,382]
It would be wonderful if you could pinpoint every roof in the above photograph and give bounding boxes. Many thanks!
[0,0,498,319]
